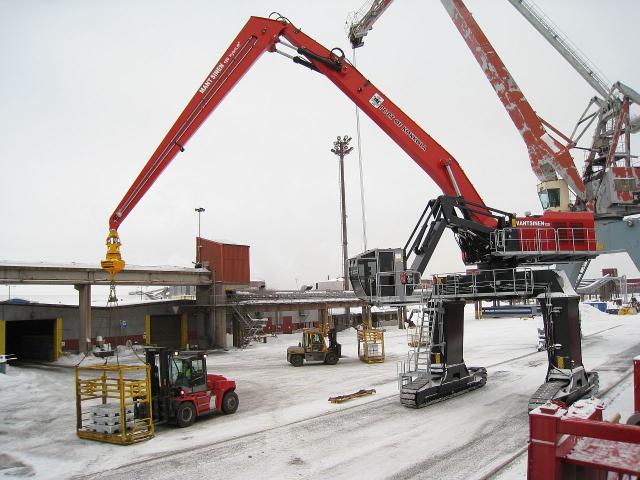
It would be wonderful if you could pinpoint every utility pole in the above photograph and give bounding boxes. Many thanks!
[331,136,353,291]
[195,207,205,265]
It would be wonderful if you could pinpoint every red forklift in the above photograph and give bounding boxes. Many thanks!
[143,347,238,427]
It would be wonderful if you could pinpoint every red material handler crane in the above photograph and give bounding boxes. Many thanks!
[102,13,599,411]
[101,13,491,279]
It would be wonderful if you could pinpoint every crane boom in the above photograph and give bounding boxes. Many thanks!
[506,0,640,219]
[103,15,491,278]
[441,0,585,199]
[507,0,610,99]
[347,0,394,49]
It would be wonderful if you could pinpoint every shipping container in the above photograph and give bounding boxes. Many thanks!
[198,238,250,285]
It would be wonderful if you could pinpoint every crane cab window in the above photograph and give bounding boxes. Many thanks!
[538,188,561,210]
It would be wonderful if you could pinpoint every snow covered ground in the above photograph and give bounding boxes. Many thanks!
[0,303,638,479]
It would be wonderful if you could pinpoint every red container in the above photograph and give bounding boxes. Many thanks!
[198,238,250,284]
[282,316,293,334]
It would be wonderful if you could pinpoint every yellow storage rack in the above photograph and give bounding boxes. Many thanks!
[75,364,154,445]
[357,328,385,363]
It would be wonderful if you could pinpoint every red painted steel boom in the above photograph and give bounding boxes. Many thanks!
[441,0,585,197]
[108,15,491,232]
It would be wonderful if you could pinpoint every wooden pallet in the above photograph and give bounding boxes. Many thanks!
[328,389,376,404]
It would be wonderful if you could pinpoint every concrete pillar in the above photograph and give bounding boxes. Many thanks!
[397,306,406,329]
[215,285,227,348]
[474,301,482,319]
[362,304,372,328]
[74,284,91,353]
[180,313,188,349]
[196,284,218,348]
[320,307,329,328]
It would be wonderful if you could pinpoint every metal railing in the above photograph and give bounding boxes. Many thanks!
[491,227,597,255]
[432,268,535,299]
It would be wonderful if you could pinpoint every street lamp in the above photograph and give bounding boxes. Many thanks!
[331,135,353,291]
[195,207,205,265]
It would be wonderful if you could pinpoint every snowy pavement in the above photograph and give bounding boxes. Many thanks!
[0,304,638,479]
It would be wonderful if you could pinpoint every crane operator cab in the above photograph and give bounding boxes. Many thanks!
[349,248,422,305]
[538,179,571,212]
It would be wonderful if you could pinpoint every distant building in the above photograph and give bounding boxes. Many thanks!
[314,278,345,291]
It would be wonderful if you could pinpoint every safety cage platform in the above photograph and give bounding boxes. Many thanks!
[75,363,154,445]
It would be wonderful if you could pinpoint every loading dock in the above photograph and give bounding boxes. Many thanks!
[147,314,182,349]
[0,261,213,353]
[3,317,62,361]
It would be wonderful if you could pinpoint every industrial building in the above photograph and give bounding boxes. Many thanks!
[0,238,366,360]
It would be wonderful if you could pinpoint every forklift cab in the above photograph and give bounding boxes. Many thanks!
[305,331,326,352]
[303,330,327,361]
[287,327,341,366]
[169,353,207,392]
[146,348,208,398]
[143,347,238,427]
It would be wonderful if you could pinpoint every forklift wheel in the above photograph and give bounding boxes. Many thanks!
[176,402,196,428]
[290,355,304,367]
[222,391,239,415]
[324,351,339,365]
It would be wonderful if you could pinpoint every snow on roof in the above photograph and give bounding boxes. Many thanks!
[0,260,208,273]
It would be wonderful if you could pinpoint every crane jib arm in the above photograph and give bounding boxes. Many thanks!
[108,15,491,232]
[442,0,585,197]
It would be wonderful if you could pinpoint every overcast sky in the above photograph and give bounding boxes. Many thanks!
[1,0,639,299]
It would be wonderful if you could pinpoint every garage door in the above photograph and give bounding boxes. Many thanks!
[149,315,181,349]
[4,318,62,362]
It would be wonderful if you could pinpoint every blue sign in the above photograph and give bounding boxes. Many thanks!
[120,320,127,328]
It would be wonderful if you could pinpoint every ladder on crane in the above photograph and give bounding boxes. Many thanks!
[399,292,444,404]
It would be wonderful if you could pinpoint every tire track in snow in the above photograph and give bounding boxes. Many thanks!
[77,325,633,480]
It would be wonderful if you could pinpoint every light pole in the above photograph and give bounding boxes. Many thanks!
[195,207,205,265]
[331,135,353,291]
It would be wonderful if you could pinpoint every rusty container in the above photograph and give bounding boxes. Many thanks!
[197,238,250,285]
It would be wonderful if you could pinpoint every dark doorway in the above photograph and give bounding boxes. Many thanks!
[6,319,56,361]
[150,315,181,349]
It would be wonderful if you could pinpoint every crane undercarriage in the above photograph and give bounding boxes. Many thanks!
[354,264,599,410]
[349,197,600,410]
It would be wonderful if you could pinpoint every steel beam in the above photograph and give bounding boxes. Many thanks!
[0,262,212,286]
